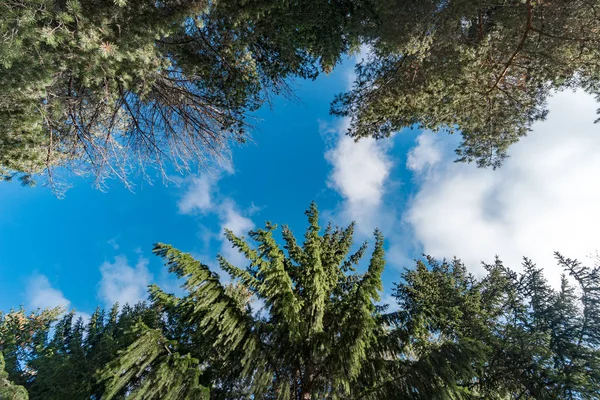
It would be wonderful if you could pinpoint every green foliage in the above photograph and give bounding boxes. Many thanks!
[333,0,600,167]
[389,254,600,399]
[0,353,28,400]
[5,0,600,185]
[99,205,600,399]
[2,206,599,398]
[355,257,493,400]
[0,303,162,400]
[100,326,209,400]
[0,0,362,188]
[105,202,390,399]
[0,307,60,388]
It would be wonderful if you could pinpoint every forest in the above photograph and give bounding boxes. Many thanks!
[1,205,598,399]
[2,0,600,399]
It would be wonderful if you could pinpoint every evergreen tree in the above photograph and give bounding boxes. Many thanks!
[0,353,28,400]
[25,303,162,400]
[3,212,599,398]
[0,303,163,399]
[389,254,600,399]
[101,203,391,399]
[0,0,362,188]
[6,0,600,184]
[333,0,600,168]
[0,308,59,388]
[361,256,499,399]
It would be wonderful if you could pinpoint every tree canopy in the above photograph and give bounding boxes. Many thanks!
[333,0,600,167]
[101,203,392,399]
[391,254,600,399]
[1,205,599,398]
[0,0,364,188]
[0,304,162,400]
[0,353,28,400]
[100,204,600,399]
[4,0,600,187]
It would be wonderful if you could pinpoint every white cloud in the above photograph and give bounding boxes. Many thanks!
[322,116,416,283]
[176,170,256,268]
[324,50,397,236]
[406,133,444,174]
[177,174,216,214]
[218,200,255,267]
[98,256,153,307]
[405,90,600,286]
[26,275,70,310]
[324,119,394,234]
[26,275,90,320]
[220,200,255,236]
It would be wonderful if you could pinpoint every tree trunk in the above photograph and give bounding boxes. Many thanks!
[300,365,313,400]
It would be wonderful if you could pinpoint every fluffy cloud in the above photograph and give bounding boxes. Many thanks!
[322,117,418,275]
[26,275,90,320]
[325,119,394,234]
[219,200,255,266]
[220,200,255,236]
[177,171,255,268]
[405,90,600,286]
[177,174,216,214]
[324,51,396,235]
[98,256,153,307]
[406,133,445,174]
[26,275,71,310]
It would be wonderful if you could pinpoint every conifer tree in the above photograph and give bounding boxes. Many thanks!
[0,308,60,389]
[333,0,600,168]
[0,353,28,400]
[0,0,362,188]
[3,213,599,398]
[0,303,164,400]
[101,203,391,399]
[388,254,600,399]
[359,256,499,399]
[25,303,162,400]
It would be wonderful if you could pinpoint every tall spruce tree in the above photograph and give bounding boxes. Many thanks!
[333,0,600,168]
[101,203,392,399]
[0,308,60,389]
[357,256,499,399]
[3,210,599,398]
[26,303,162,400]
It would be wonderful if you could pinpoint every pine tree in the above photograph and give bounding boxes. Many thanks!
[332,0,600,168]
[0,303,164,399]
[375,257,498,399]
[552,253,600,399]
[25,303,162,400]
[0,308,59,389]
[0,0,362,189]
[3,212,599,398]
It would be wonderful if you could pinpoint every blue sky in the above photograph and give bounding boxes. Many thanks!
[2,58,600,315]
